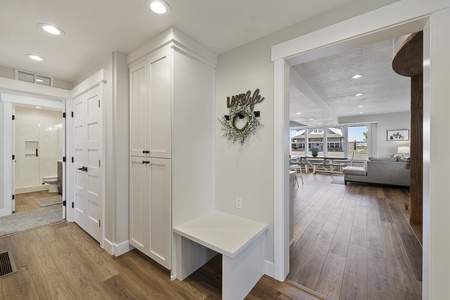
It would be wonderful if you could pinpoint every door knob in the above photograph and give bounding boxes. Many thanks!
[77,166,88,172]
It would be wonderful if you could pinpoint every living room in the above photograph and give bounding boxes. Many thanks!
[287,35,421,299]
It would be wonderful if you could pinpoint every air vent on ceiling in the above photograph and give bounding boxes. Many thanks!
[15,69,53,87]
[0,251,17,277]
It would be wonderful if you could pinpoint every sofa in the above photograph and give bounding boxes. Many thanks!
[343,157,410,187]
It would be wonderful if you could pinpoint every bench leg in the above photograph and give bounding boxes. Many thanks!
[222,234,264,300]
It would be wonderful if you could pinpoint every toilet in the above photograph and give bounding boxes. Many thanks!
[42,176,58,193]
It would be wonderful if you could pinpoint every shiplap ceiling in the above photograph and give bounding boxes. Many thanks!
[290,38,411,128]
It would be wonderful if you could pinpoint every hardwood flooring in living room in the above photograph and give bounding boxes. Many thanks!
[288,172,422,300]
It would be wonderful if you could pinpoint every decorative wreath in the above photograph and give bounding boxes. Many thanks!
[218,105,262,144]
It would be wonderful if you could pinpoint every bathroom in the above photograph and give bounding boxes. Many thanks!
[14,105,63,196]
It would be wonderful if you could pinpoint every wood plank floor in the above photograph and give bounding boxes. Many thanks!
[0,221,327,300]
[288,173,422,300]
[15,191,57,213]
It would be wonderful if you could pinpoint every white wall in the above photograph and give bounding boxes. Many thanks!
[340,111,410,157]
[214,0,398,272]
[424,7,450,299]
[172,49,215,226]
[0,101,4,213]
[215,45,275,265]
[14,106,62,191]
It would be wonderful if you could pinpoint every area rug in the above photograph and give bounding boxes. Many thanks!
[0,205,62,237]
[35,195,62,207]
[331,176,345,185]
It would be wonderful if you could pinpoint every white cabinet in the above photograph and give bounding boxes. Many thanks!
[129,50,171,159]
[128,28,216,273]
[129,47,172,270]
[129,156,171,269]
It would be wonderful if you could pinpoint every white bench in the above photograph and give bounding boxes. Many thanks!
[173,210,268,300]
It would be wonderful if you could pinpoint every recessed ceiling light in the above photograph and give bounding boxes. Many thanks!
[309,119,314,121]
[352,74,363,79]
[355,93,363,97]
[146,0,170,15]
[360,112,364,114]
[27,54,45,61]
[38,23,64,35]
[358,105,364,108]
[296,112,301,115]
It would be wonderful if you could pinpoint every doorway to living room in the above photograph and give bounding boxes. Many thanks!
[273,9,429,298]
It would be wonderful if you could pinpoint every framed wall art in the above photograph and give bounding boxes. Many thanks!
[387,129,409,141]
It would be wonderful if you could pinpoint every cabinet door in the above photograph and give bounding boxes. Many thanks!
[148,51,171,158]
[129,60,150,157]
[129,157,149,253]
[148,157,171,269]
[129,157,171,269]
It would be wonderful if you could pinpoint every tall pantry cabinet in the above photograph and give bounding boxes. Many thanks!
[128,28,217,271]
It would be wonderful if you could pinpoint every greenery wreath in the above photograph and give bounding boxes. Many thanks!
[219,104,262,144]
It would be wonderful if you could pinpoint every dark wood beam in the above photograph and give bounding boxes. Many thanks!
[392,31,423,226]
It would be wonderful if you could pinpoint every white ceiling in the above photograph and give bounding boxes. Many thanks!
[0,0,407,124]
[290,38,411,128]
[0,0,360,82]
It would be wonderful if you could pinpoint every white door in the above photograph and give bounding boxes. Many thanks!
[73,86,102,242]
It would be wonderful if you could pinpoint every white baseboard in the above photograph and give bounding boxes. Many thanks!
[264,260,275,278]
[103,238,134,257]
[115,240,134,256]
[15,185,49,194]
[0,209,5,217]
[103,238,114,255]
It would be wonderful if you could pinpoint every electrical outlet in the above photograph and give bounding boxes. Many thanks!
[236,197,243,209]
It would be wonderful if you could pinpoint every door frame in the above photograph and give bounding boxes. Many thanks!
[272,1,450,296]
[0,93,65,217]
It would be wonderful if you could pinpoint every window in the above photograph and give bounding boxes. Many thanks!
[348,125,368,160]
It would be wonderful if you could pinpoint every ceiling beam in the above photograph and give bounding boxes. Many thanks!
[290,68,338,124]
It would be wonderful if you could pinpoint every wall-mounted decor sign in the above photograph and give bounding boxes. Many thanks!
[387,129,409,141]
[219,88,264,144]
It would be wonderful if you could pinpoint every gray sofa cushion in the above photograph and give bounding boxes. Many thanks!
[343,166,367,176]
[344,160,410,187]
[368,156,398,162]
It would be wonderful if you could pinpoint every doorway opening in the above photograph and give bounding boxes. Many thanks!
[0,96,66,237]
[273,12,429,299]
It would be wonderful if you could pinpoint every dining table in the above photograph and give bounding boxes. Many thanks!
[298,156,348,174]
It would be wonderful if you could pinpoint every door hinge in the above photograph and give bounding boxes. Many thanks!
[72,157,74,163]
[99,160,101,167]
[99,220,101,228]
[72,202,74,208]
[63,156,66,162]
[98,100,100,108]
[63,112,66,118]
[71,111,74,118]
[12,154,15,160]
[63,200,66,206]
[12,194,15,200]
[12,115,15,120]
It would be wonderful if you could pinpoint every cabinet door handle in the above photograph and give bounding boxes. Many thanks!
[142,150,150,154]
[142,161,150,164]
[77,166,88,172]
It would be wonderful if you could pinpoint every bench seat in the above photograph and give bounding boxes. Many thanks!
[173,210,268,300]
